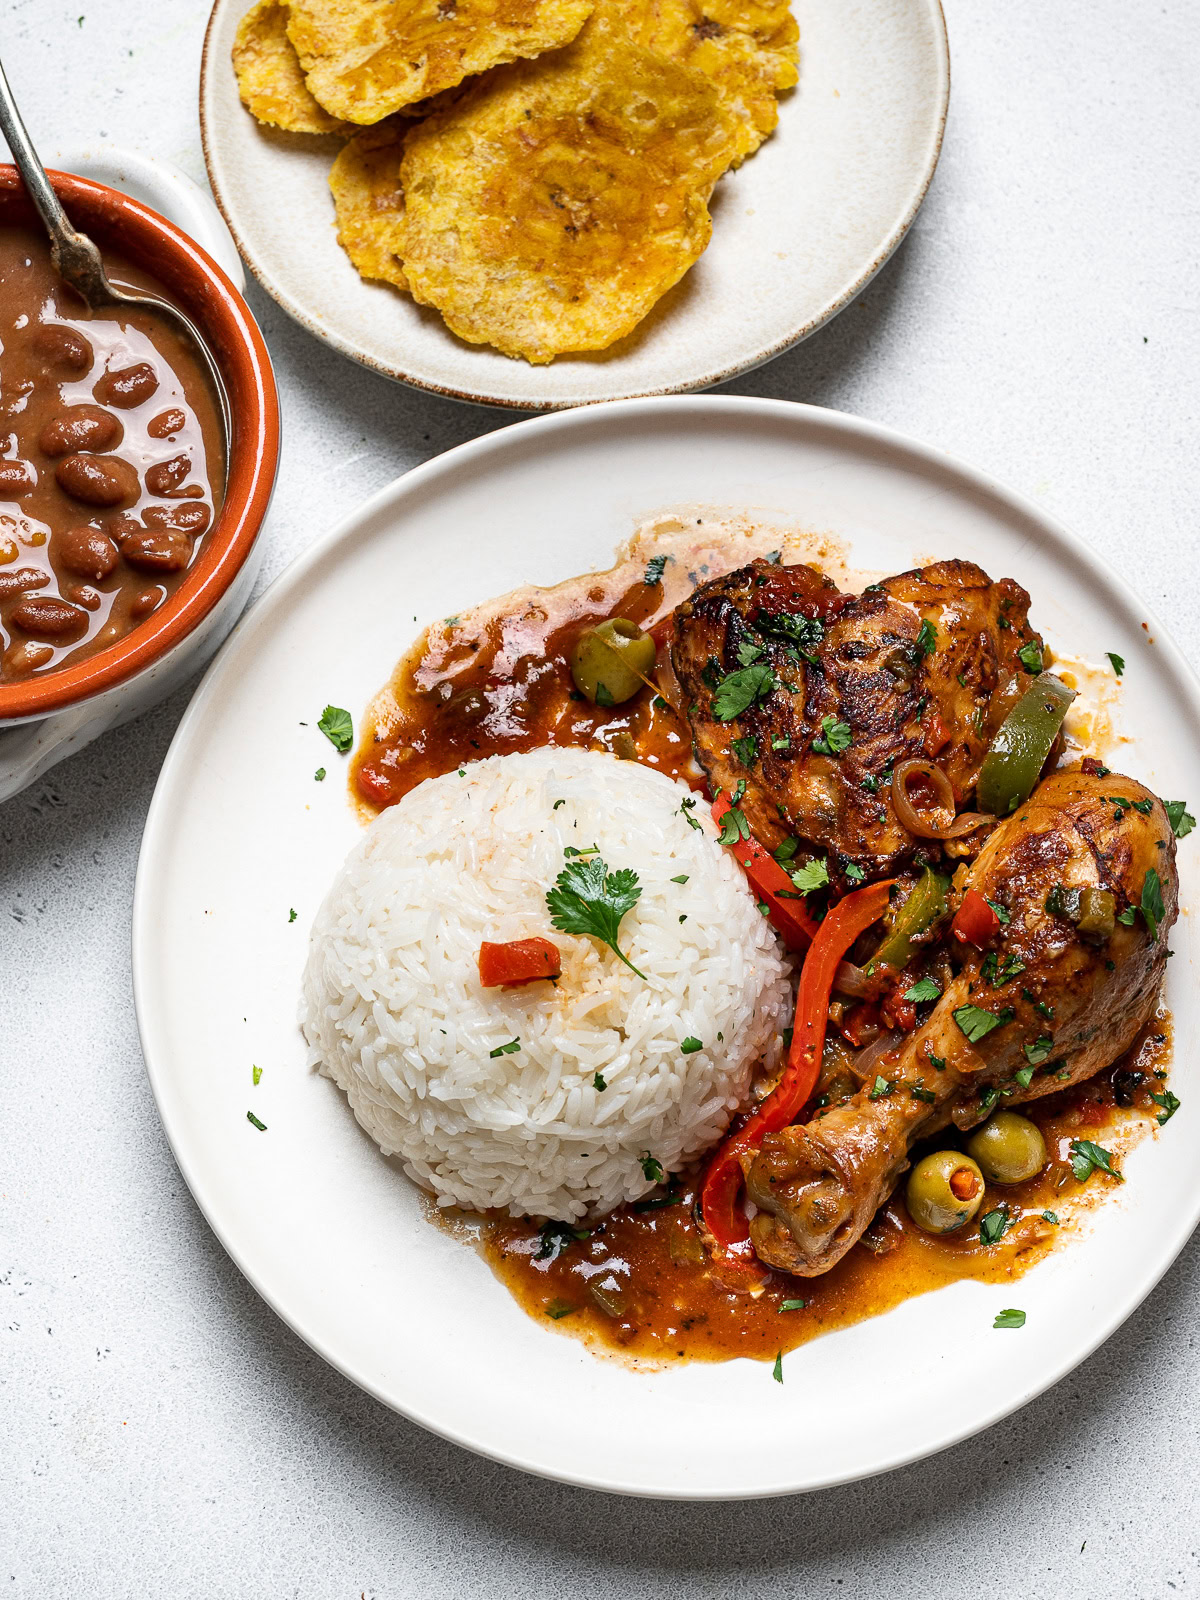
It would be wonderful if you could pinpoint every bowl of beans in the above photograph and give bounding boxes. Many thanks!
[0,164,279,800]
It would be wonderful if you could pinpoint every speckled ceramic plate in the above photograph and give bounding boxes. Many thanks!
[198,0,949,409]
[134,398,1200,1498]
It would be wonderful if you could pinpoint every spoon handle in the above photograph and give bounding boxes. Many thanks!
[0,54,110,302]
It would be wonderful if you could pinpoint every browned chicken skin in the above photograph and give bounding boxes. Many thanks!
[671,558,1040,886]
[744,767,1178,1276]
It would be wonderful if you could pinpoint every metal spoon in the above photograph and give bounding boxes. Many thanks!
[0,55,232,464]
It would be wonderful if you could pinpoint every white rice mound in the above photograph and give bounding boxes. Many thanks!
[302,748,791,1221]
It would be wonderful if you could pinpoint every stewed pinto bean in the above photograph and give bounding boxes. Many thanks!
[93,361,159,409]
[38,404,123,458]
[0,222,222,682]
[0,460,36,496]
[145,500,211,536]
[112,517,192,573]
[55,452,140,507]
[145,454,192,497]
[31,324,93,373]
[55,524,120,581]
[148,409,187,439]
[9,595,89,639]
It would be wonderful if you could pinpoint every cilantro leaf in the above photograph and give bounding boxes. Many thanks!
[1150,1089,1180,1125]
[546,853,645,978]
[1024,1036,1054,1066]
[731,735,759,767]
[679,796,702,831]
[593,1072,608,1092]
[755,611,824,660]
[998,954,1026,984]
[916,617,937,657]
[1017,641,1043,674]
[489,1038,521,1058]
[979,1208,1009,1246]
[1013,1065,1035,1088]
[844,862,866,884]
[252,1065,262,1086]
[537,1220,591,1260]
[246,1111,267,1132]
[736,641,764,667]
[1069,1139,1122,1183]
[779,1298,806,1312]
[1106,652,1125,677]
[640,1153,665,1183]
[1166,800,1195,839]
[680,1037,703,1055]
[986,897,1011,926]
[903,976,941,1003]
[318,704,353,752]
[1042,1211,1059,1224]
[772,1351,784,1384]
[812,714,852,756]
[773,837,798,865]
[953,1004,1013,1044]
[712,663,776,722]
[867,1075,893,1101]
[644,554,667,586]
[791,858,830,896]
[1141,867,1165,940]
[717,805,751,847]
[993,1308,1026,1329]
[545,1300,577,1320]
[314,767,326,782]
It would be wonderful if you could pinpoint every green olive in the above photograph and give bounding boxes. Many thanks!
[570,619,656,706]
[966,1111,1047,1184]
[905,1150,986,1235]
[1075,885,1116,941]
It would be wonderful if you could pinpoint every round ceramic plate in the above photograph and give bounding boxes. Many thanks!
[198,0,949,409]
[134,397,1200,1498]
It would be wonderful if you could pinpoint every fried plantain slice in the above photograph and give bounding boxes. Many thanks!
[628,0,798,164]
[329,120,409,289]
[392,6,739,363]
[232,0,352,135]
[286,0,593,124]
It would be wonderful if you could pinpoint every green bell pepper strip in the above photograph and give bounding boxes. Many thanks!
[867,866,949,974]
[977,672,1076,817]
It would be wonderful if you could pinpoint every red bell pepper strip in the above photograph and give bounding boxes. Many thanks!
[699,878,896,1278]
[710,794,819,954]
[950,888,1001,948]
[478,938,562,988]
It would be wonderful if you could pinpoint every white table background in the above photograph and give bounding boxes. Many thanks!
[3,1,1198,1593]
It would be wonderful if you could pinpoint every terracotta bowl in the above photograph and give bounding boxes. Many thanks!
[0,166,279,797]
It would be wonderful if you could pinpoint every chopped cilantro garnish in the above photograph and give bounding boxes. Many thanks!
[679,796,702,831]
[712,662,776,721]
[288,908,297,923]
[986,897,1011,925]
[774,837,798,865]
[594,682,615,708]
[791,858,830,896]
[779,1298,806,1312]
[926,1052,947,1071]
[1166,800,1195,839]
[537,1221,590,1260]
[1106,652,1125,677]
[593,1072,607,1092]
[915,618,936,657]
[1116,906,1137,926]
[314,767,326,782]
[545,1300,577,1320]
[979,1208,1009,1246]
[1024,1036,1054,1066]
[670,873,689,885]
[717,805,751,846]
[318,704,353,752]
[1042,1211,1059,1224]
[640,1153,665,1183]
[904,975,941,1003]
[252,1065,262,1087]
[998,955,1026,984]
[680,1037,703,1055]
[737,641,764,667]
[489,1038,521,1058]
[644,554,667,586]
[860,774,879,794]
[910,1084,938,1103]
[1150,1089,1180,1125]
[812,714,852,756]
[547,852,645,977]
[844,862,866,884]
[772,1351,784,1384]
[246,1111,267,1132]
[868,1075,893,1101]
[1013,1065,1035,1089]
[1017,642,1043,674]
[993,1308,1026,1330]
[1141,867,1165,940]
[953,1004,1012,1043]
[731,735,759,767]
[1069,1139,1122,1183]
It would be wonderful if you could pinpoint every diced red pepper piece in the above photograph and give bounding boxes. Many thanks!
[478,938,562,988]
[710,794,819,954]
[950,888,1001,948]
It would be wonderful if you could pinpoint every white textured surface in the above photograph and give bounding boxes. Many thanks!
[1,0,1198,1591]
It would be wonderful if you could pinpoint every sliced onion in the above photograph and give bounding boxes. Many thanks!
[833,959,888,1000]
[848,1029,903,1084]
[892,758,994,840]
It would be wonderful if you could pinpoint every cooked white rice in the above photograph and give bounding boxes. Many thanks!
[302,748,791,1221]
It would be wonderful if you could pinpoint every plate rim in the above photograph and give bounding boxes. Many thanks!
[134,394,1200,1498]
[197,0,951,411]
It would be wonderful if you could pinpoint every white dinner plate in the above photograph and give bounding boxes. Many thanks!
[134,397,1200,1498]
[198,0,949,409]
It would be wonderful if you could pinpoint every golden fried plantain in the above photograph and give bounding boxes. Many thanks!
[232,0,351,135]
[328,120,409,289]
[392,6,740,363]
[627,0,798,164]
[286,0,593,124]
